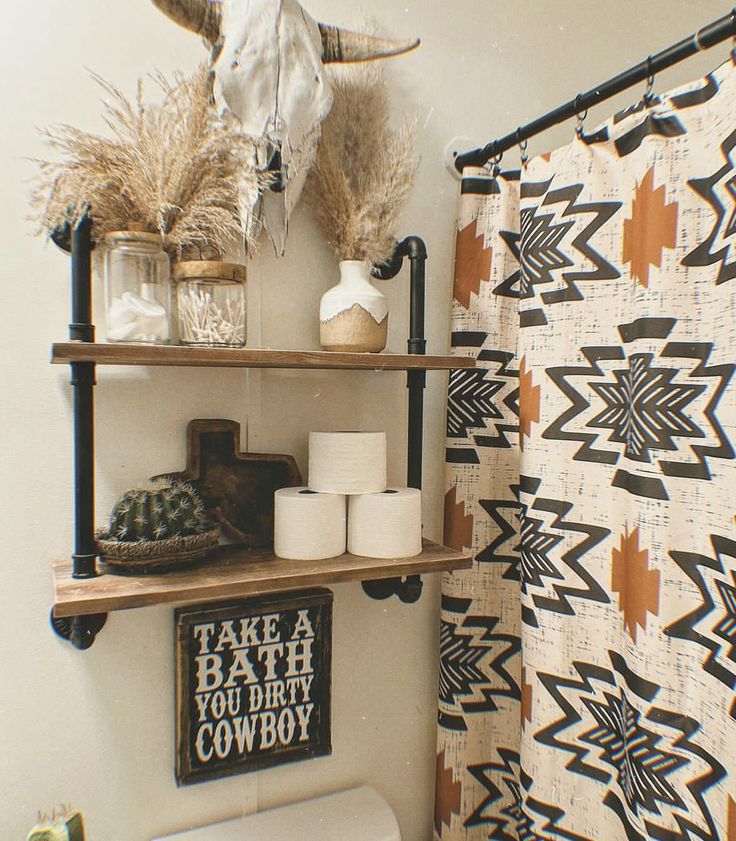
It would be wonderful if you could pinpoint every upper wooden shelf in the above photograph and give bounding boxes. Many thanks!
[52,540,473,618]
[51,343,474,372]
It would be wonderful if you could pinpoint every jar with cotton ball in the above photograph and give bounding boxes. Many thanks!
[103,225,172,344]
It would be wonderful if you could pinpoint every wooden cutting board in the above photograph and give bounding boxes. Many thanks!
[157,419,302,548]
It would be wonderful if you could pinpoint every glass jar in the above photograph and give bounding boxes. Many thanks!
[174,261,247,347]
[104,230,172,344]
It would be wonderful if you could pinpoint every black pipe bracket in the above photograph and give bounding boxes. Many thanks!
[362,236,428,605]
[51,216,108,648]
[50,611,108,651]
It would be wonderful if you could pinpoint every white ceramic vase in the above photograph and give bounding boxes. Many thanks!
[319,260,388,353]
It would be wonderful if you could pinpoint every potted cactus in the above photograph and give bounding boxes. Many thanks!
[97,479,220,573]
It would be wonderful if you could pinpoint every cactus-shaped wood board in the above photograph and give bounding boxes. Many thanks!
[157,419,302,548]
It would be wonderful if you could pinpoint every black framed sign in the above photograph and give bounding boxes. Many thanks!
[175,589,332,785]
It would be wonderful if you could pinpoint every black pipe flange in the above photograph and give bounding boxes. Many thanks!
[362,576,423,603]
[50,610,107,650]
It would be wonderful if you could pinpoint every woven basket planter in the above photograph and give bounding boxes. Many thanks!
[96,528,220,574]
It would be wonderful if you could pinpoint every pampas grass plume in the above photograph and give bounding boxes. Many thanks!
[31,66,268,259]
[304,61,419,266]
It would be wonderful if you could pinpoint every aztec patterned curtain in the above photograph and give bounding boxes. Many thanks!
[435,56,736,841]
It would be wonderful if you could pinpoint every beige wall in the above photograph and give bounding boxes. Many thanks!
[0,1,731,839]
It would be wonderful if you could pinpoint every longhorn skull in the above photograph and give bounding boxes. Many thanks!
[151,0,420,253]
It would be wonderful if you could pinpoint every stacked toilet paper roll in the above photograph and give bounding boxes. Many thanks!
[274,431,423,561]
[274,488,347,560]
[308,432,387,495]
[348,488,423,559]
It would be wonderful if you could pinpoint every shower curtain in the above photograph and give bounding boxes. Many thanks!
[436,57,736,841]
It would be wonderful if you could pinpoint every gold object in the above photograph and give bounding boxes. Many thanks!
[28,810,85,841]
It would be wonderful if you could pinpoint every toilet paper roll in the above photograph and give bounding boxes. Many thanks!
[274,488,347,560]
[348,487,423,559]
[308,431,387,495]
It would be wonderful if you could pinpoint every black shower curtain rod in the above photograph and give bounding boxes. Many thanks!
[454,9,736,172]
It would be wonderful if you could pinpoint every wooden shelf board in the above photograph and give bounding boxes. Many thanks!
[51,343,474,372]
[52,540,473,617]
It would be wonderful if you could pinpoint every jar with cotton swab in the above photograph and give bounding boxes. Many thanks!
[174,261,247,347]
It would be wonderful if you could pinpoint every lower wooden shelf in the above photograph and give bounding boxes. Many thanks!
[52,540,472,617]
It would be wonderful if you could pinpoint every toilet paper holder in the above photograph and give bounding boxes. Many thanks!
[361,236,428,605]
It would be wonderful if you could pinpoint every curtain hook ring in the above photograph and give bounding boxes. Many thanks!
[486,140,503,178]
[575,94,588,138]
[488,141,503,176]
[516,128,529,168]
[642,56,656,106]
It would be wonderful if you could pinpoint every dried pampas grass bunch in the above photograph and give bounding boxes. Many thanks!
[304,61,419,266]
[31,66,268,258]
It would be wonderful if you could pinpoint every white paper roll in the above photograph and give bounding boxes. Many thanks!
[348,487,423,559]
[308,432,387,495]
[274,487,347,560]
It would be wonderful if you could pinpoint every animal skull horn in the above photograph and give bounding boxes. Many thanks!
[151,0,420,61]
[318,24,420,63]
[150,0,222,44]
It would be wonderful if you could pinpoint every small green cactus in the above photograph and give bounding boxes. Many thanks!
[109,478,212,542]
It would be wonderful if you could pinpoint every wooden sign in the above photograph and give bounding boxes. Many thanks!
[175,590,332,785]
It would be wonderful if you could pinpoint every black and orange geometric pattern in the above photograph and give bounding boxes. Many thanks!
[436,57,736,841]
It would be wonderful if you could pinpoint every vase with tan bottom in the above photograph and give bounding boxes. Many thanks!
[319,260,388,353]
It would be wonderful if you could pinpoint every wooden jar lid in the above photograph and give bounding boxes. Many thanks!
[104,229,162,245]
[173,261,247,283]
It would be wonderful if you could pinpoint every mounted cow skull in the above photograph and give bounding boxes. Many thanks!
[151,0,420,253]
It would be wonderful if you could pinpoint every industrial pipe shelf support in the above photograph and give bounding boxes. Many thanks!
[362,236,428,605]
[50,217,108,649]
